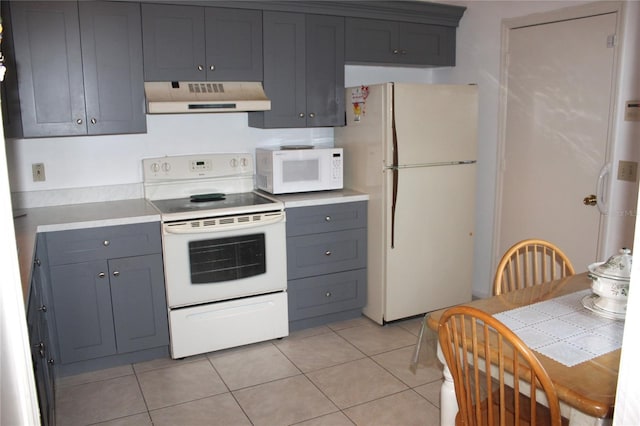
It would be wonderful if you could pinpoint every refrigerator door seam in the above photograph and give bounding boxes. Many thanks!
[391,83,398,249]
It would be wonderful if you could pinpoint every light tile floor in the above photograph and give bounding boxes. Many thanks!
[55,316,443,426]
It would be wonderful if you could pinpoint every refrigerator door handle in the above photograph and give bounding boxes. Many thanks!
[391,85,398,249]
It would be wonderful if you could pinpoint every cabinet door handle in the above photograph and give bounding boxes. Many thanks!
[392,48,400,54]
[103,240,110,246]
[90,118,97,125]
[48,358,55,365]
[76,118,83,125]
[325,250,332,256]
[197,65,204,71]
[309,113,316,118]
[298,112,305,118]
[325,291,332,297]
[34,258,41,266]
[400,49,407,55]
[325,216,331,222]
[98,272,106,278]
[209,64,215,71]
[38,305,47,312]
[113,271,120,277]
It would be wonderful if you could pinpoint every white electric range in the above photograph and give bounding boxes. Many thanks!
[143,153,288,359]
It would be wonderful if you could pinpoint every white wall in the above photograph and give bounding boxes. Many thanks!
[431,0,638,297]
[6,1,637,299]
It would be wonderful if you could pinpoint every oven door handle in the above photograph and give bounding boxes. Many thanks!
[163,213,285,234]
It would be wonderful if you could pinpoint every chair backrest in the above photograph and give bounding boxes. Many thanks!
[438,306,563,426]
[493,239,575,295]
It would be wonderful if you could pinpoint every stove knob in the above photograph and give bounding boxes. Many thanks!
[230,158,238,168]
[240,157,248,168]
[150,162,160,173]
[161,162,171,172]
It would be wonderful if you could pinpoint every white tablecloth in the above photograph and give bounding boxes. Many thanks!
[494,290,625,366]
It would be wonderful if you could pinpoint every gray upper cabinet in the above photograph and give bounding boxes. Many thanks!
[345,17,456,66]
[249,12,344,128]
[142,4,262,82]
[4,1,146,138]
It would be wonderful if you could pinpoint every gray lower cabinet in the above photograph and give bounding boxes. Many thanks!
[141,3,262,81]
[3,1,146,138]
[345,17,456,66]
[26,235,55,426]
[249,12,345,128]
[43,222,169,370]
[286,201,367,330]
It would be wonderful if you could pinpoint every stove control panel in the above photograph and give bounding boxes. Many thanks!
[143,153,253,181]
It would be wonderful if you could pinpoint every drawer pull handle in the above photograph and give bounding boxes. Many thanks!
[98,272,106,278]
[326,291,332,297]
[113,271,120,277]
[325,216,331,222]
[325,250,332,256]
[103,240,110,246]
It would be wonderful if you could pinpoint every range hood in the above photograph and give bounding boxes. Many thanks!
[144,81,271,114]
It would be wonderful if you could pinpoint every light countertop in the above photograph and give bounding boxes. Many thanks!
[270,188,369,208]
[14,190,369,301]
[14,198,160,299]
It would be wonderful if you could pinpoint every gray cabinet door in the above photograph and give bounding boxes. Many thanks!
[250,11,306,128]
[345,18,455,66]
[345,18,398,64]
[249,12,344,128]
[205,8,262,81]
[110,254,169,354]
[79,1,146,134]
[50,260,117,364]
[399,23,455,66]
[142,4,206,81]
[305,14,345,127]
[9,1,86,137]
[27,243,55,426]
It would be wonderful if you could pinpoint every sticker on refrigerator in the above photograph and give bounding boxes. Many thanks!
[350,86,369,121]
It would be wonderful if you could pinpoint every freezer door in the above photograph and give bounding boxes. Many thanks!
[384,163,476,321]
[393,84,477,165]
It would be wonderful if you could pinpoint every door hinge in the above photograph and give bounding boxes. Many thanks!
[607,34,617,48]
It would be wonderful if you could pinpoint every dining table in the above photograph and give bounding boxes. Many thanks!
[423,272,621,426]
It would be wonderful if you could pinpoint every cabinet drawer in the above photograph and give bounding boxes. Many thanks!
[45,222,162,265]
[286,201,367,237]
[288,269,366,321]
[287,228,367,279]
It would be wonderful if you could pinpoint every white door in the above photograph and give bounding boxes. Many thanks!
[497,12,618,273]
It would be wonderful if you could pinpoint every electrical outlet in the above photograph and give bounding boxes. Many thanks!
[32,163,46,182]
[617,160,638,182]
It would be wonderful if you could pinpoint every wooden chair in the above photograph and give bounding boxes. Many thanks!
[493,239,575,295]
[438,306,565,426]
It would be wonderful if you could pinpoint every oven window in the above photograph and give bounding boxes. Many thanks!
[189,233,266,284]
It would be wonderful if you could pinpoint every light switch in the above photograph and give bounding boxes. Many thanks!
[624,100,640,121]
[618,160,638,182]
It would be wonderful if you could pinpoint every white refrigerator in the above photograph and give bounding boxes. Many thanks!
[334,83,477,324]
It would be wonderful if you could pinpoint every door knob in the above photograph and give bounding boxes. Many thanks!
[583,194,597,206]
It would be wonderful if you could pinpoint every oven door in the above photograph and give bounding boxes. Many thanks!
[162,212,287,308]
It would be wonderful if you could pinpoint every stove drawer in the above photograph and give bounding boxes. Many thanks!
[288,269,366,321]
[45,222,162,265]
[286,228,367,280]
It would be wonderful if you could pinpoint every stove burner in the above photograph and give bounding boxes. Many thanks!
[190,193,225,203]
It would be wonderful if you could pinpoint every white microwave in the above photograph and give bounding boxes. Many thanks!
[255,147,343,194]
